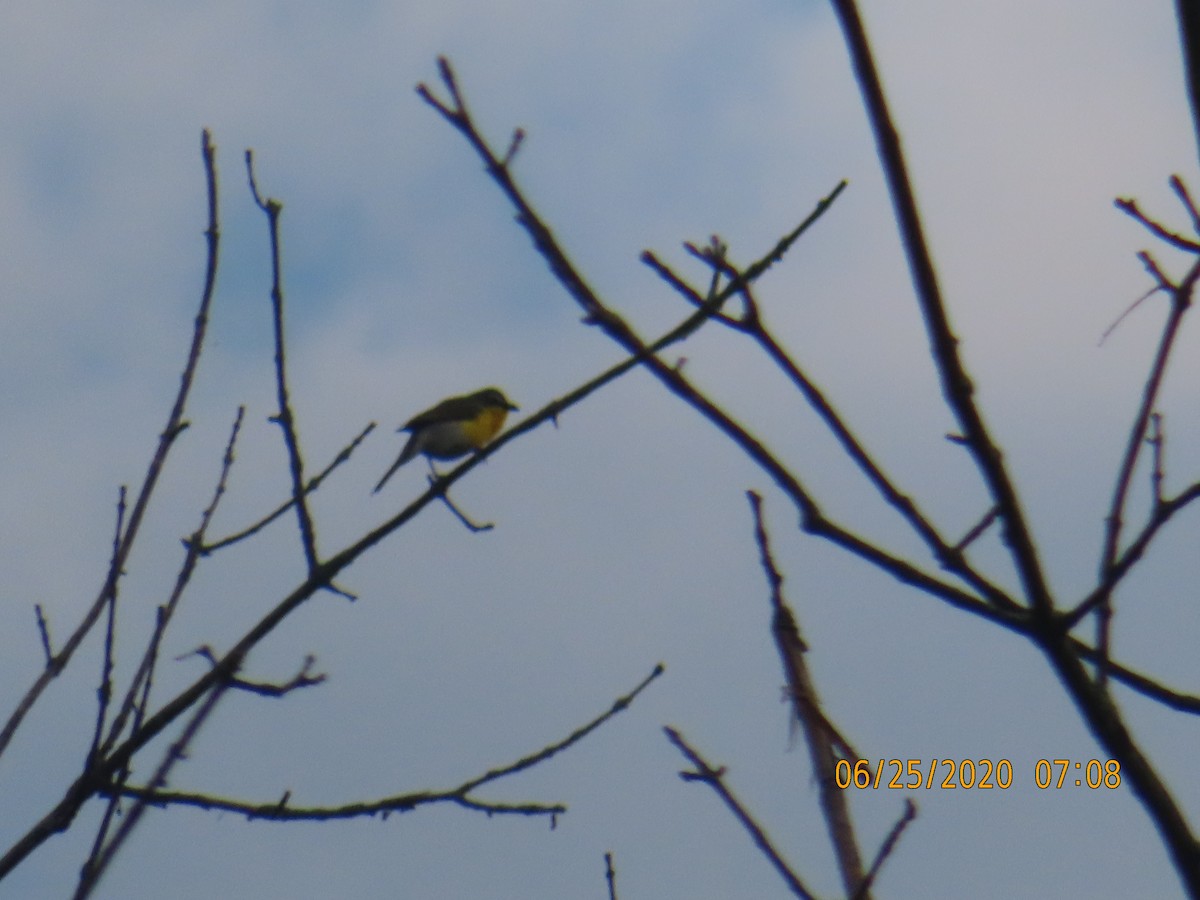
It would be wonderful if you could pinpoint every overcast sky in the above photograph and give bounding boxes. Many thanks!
[2,2,1198,898]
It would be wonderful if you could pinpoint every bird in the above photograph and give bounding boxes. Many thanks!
[373,387,519,493]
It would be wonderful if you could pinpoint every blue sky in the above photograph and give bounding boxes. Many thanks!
[2,1,1198,898]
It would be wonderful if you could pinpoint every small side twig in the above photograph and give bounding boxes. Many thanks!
[431,469,496,532]
[1169,175,1200,235]
[102,664,664,827]
[181,647,327,697]
[34,604,54,668]
[87,487,128,768]
[952,505,1000,554]
[664,727,815,900]
[203,422,376,554]
[850,800,918,900]
[1114,195,1200,253]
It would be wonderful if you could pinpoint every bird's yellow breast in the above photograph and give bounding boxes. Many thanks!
[459,405,510,448]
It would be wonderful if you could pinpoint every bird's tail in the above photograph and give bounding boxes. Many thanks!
[372,435,419,493]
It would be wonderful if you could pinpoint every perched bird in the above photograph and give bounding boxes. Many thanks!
[373,387,519,493]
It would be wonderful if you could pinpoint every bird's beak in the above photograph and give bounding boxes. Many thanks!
[507,402,520,411]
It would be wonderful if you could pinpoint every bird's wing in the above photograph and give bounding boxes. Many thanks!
[401,395,468,431]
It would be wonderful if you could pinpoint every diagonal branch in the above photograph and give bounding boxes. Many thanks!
[0,129,221,762]
[827,0,1054,620]
[749,491,870,899]
[665,727,816,900]
[655,247,1016,613]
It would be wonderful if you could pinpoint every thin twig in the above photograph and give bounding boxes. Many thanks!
[952,505,1000,554]
[0,129,220,763]
[676,246,1015,611]
[1099,283,1164,345]
[664,727,816,900]
[101,407,246,759]
[203,422,376,554]
[102,664,664,824]
[180,647,327,697]
[87,487,127,769]
[1095,258,1200,686]
[850,800,918,900]
[1065,479,1200,632]
[76,680,232,899]
[33,605,53,668]
[1169,175,1200,234]
[1114,196,1200,253]
[246,149,320,575]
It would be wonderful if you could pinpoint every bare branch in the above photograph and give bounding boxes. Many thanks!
[1148,412,1166,506]
[101,664,664,826]
[1114,195,1200,252]
[180,647,327,697]
[748,491,868,898]
[245,149,321,575]
[87,487,128,768]
[1095,258,1200,684]
[1169,174,1200,234]
[417,58,1028,643]
[664,727,816,900]
[851,800,918,900]
[951,505,1000,554]
[827,0,1054,622]
[0,128,221,762]
[101,407,247,759]
[77,680,232,899]
[604,852,618,900]
[1066,479,1200,632]
[203,421,376,554]
[33,605,53,669]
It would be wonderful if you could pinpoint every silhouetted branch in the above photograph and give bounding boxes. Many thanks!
[827,0,1052,622]
[100,406,246,760]
[77,680,232,899]
[103,664,664,825]
[0,128,221,763]
[246,149,321,575]
[748,491,869,898]
[418,57,1027,646]
[1178,3,1200,161]
[665,727,815,900]
[676,244,1016,612]
[1170,174,1200,233]
[1115,195,1200,253]
[1095,258,1200,684]
[33,605,53,668]
[181,647,327,697]
[851,800,917,900]
[202,421,376,554]
[87,487,128,768]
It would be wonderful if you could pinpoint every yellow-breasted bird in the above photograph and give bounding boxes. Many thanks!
[373,387,519,493]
